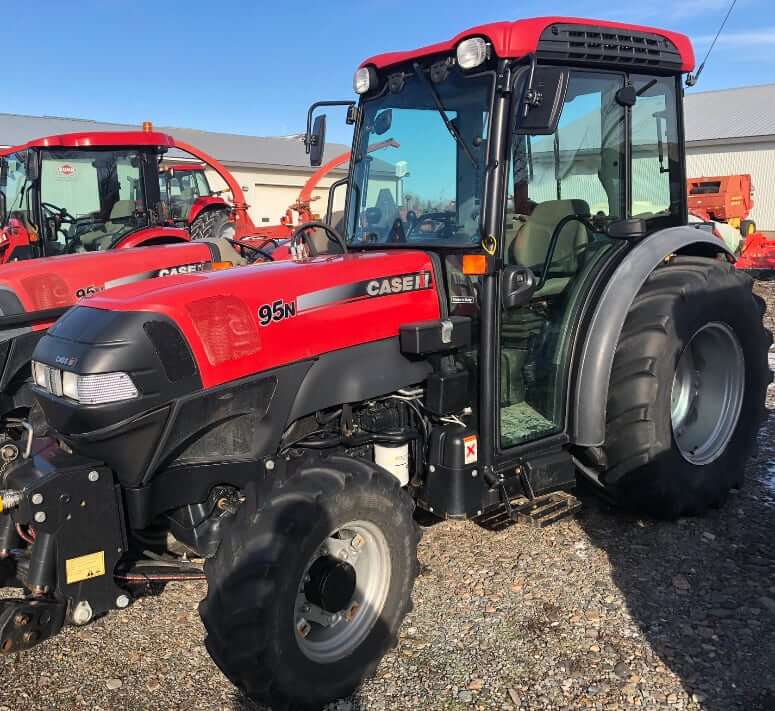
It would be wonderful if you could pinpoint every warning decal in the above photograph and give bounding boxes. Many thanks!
[65,550,106,584]
[464,435,478,465]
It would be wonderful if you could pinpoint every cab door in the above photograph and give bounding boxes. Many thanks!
[496,71,627,452]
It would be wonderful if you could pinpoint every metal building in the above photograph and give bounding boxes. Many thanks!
[685,84,775,231]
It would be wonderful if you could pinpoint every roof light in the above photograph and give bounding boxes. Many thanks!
[353,67,374,95]
[456,37,489,69]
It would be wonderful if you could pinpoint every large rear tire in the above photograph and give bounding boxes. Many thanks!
[189,208,231,241]
[602,256,771,519]
[199,454,419,709]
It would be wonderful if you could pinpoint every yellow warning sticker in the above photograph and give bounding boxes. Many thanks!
[65,551,106,584]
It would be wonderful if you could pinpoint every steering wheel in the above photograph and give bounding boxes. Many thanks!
[406,211,457,240]
[41,201,77,223]
[226,238,274,263]
[290,221,348,257]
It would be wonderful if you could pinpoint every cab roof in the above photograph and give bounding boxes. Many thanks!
[361,16,695,73]
[0,130,177,155]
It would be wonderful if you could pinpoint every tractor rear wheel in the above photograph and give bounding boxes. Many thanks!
[189,208,231,240]
[602,256,770,519]
[199,454,419,709]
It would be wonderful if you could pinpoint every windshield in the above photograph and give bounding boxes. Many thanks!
[347,66,493,246]
[40,148,149,253]
[1,152,32,226]
[161,168,211,221]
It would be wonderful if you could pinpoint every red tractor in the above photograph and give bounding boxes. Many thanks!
[0,127,262,262]
[0,16,769,711]
[159,162,233,239]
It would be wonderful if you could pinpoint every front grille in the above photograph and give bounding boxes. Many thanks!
[537,24,683,71]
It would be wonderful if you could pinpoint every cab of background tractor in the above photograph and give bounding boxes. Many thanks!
[0,132,176,260]
[159,163,215,223]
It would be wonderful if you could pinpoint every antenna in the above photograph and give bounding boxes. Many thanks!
[686,0,738,87]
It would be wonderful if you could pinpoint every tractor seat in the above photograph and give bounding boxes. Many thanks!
[78,201,138,249]
[509,199,590,298]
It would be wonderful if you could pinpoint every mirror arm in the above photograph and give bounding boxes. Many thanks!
[304,100,356,155]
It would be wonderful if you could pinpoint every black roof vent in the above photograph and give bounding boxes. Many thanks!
[537,24,683,72]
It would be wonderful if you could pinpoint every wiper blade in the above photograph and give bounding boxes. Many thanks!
[412,62,478,168]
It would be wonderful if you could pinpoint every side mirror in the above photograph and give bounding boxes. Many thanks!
[0,158,7,186]
[501,265,538,309]
[309,114,327,167]
[373,109,392,136]
[26,151,40,181]
[0,191,5,224]
[515,66,569,136]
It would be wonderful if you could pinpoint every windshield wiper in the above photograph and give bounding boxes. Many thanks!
[412,62,478,168]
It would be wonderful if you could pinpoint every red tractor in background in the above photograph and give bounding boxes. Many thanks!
[159,162,233,239]
[0,126,264,263]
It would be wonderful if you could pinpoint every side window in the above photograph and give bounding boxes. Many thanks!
[630,75,680,219]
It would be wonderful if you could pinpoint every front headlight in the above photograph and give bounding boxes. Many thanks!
[32,361,139,405]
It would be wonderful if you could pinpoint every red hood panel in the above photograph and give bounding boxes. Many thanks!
[86,251,442,388]
[0,242,215,329]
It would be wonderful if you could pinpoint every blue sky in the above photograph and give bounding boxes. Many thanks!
[4,0,772,144]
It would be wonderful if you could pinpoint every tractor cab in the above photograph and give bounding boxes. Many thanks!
[309,18,690,479]
[160,163,216,223]
[0,131,187,262]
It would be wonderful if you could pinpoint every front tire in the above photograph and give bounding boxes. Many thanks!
[602,256,771,519]
[199,454,418,709]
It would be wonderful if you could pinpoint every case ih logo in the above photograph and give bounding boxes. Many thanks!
[157,263,207,277]
[58,164,75,177]
[365,272,432,297]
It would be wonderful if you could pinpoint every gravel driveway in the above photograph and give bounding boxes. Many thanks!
[1,281,774,711]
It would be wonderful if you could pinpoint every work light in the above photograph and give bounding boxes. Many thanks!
[353,67,374,94]
[456,37,489,69]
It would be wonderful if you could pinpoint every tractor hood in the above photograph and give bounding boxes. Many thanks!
[30,250,441,488]
[38,250,441,389]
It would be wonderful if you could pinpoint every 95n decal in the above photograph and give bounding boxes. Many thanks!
[258,298,297,326]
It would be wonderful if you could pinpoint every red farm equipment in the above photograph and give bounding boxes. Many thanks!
[0,16,770,711]
[0,126,264,263]
[687,174,775,273]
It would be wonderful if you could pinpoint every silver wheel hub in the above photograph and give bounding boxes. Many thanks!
[670,322,745,465]
[294,520,391,664]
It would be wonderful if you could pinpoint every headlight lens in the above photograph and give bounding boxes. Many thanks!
[32,361,139,405]
[456,37,489,69]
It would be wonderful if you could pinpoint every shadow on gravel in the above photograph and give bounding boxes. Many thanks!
[576,418,775,711]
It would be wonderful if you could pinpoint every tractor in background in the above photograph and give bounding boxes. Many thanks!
[0,126,264,263]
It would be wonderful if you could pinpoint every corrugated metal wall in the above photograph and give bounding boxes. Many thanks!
[686,141,775,230]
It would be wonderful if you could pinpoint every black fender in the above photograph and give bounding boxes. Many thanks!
[570,226,733,447]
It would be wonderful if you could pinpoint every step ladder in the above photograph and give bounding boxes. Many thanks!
[478,491,581,530]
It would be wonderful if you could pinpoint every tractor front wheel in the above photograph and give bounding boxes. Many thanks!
[199,454,419,709]
[602,256,771,519]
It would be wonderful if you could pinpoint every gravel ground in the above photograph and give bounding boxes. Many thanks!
[1,282,775,711]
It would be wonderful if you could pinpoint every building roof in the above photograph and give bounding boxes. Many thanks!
[1,82,774,170]
[0,113,351,171]
[684,84,775,146]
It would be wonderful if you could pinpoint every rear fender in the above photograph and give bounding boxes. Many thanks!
[114,226,190,249]
[570,226,733,447]
[188,198,229,224]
